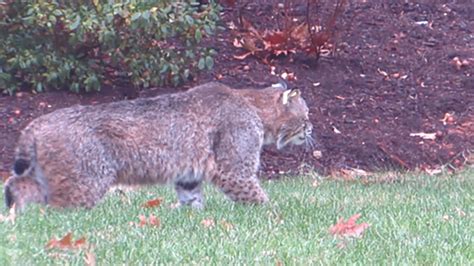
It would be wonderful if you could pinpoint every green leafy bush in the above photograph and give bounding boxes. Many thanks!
[0,0,220,94]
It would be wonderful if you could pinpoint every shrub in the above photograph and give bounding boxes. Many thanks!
[0,0,220,94]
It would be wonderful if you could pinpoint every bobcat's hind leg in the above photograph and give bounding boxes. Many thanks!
[174,175,204,209]
[47,171,116,209]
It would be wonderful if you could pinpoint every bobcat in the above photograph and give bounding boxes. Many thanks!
[4,82,313,211]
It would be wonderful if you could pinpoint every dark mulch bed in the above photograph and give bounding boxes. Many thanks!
[1,1,473,178]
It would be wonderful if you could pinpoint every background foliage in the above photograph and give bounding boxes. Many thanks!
[0,0,220,94]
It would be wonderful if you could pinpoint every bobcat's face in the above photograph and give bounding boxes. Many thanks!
[275,88,314,150]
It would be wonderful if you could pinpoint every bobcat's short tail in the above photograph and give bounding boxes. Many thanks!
[12,128,37,177]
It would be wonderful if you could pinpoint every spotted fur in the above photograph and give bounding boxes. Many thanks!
[4,82,313,211]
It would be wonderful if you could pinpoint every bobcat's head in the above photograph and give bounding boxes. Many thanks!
[241,83,315,150]
[272,86,314,150]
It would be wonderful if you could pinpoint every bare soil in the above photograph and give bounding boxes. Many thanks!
[1,1,473,178]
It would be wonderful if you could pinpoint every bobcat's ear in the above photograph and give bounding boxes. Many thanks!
[289,89,301,98]
[281,89,301,105]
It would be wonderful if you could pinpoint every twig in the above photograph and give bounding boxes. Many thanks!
[377,142,410,169]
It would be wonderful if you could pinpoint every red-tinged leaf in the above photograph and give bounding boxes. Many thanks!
[74,237,87,248]
[233,52,253,60]
[148,214,160,227]
[135,214,160,227]
[138,214,147,227]
[201,218,215,228]
[263,30,288,50]
[329,213,370,238]
[141,197,163,208]
[46,232,86,249]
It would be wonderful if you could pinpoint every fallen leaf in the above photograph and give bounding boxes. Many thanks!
[409,132,436,140]
[135,214,160,227]
[290,22,309,44]
[455,207,466,217]
[329,213,370,238]
[141,197,163,208]
[0,203,16,224]
[201,218,215,228]
[440,112,455,125]
[220,219,234,231]
[0,170,10,182]
[312,150,322,159]
[46,232,87,249]
[84,250,96,266]
[377,68,389,78]
[233,52,253,60]
[451,56,470,70]
[280,71,296,81]
[232,38,243,48]
[148,214,160,226]
[262,30,287,51]
[424,167,442,176]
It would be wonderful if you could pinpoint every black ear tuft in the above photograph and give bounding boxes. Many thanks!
[13,159,30,176]
[4,184,14,209]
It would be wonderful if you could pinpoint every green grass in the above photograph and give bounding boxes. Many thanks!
[0,169,473,265]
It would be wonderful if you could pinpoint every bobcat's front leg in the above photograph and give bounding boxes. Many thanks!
[213,173,269,204]
[211,125,269,204]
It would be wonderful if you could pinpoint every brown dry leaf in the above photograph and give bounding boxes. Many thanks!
[220,219,234,231]
[0,170,11,182]
[280,71,297,81]
[84,250,96,266]
[312,150,322,159]
[290,22,309,43]
[46,232,87,250]
[451,56,470,70]
[337,168,371,181]
[232,38,243,48]
[377,68,389,78]
[329,213,370,238]
[440,112,455,125]
[0,203,16,224]
[201,218,215,228]
[141,197,163,208]
[241,36,261,53]
[233,52,253,60]
[455,207,466,217]
[135,214,160,227]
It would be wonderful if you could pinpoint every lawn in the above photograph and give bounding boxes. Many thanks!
[0,169,472,265]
